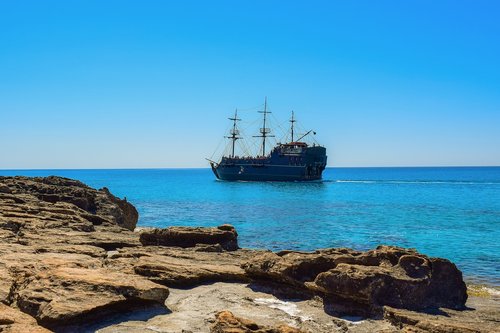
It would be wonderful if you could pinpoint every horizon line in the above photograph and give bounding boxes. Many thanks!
[1,165,499,171]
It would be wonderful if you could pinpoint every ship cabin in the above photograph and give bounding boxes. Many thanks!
[277,142,308,156]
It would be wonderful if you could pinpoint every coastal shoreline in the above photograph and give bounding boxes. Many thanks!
[2,167,499,286]
[0,176,498,332]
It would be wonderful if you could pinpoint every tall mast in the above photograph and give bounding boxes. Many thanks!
[254,97,274,156]
[226,109,241,158]
[290,110,296,142]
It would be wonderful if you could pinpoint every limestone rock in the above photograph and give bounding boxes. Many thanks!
[1,175,489,333]
[106,246,254,287]
[0,176,138,231]
[383,303,500,333]
[0,176,164,330]
[100,186,139,231]
[210,310,304,333]
[15,265,169,329]
[139,224,238,251]
[243,246,467,314]
[0,303,51,333]
[1,247,169,329]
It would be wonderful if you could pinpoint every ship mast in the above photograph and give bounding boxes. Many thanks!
[290,110,296,142]
[254,97,274,157]
[225,109,241,158]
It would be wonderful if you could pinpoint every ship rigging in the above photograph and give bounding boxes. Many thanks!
[208,99,327,181]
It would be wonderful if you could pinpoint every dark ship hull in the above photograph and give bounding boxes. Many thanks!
[210,100,327,182]
[211,144,327,181]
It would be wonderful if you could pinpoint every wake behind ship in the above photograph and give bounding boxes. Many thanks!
[208,99,327,181]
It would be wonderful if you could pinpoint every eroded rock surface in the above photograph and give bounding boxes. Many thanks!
[383,295,500,333]
[243,247,467,314]
[96,282,394,333]
[96,282,500,333]
[107,246,253,287]
[0,176,166,330]
[139,224,239,251]
[211,310,304,333]
[0,176,138,231]
[0,303,51,333]
[0,176,497,333]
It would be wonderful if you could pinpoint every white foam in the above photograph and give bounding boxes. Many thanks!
[480,286,500,297]
[335,180,377,184]
[253,298,311,321]
[335,180,500,185]
[340,316,365,324]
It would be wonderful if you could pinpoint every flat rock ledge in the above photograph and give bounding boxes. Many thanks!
[0,176,498,333]
[139,224,238,251]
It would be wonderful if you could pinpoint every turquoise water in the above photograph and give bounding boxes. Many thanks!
[1,167,499,286]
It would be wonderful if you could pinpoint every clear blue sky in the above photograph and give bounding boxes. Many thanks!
[1,1,499,168]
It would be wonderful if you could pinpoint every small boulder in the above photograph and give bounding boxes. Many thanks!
[210,310,304,333]
[139,225,238,251]
[0,184,11,193]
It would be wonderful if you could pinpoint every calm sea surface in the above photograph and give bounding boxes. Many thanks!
[1,167,499,286]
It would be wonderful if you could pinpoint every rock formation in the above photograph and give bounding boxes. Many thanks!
[0,176,497,333]
[243,247,467,315]
[210,310,304,333]
[0,176,166,331]
[0,303,51,333]
[139,224,239,251]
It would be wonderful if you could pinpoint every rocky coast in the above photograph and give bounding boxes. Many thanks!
[0,176,498,332]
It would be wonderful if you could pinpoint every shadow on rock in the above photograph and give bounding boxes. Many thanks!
[52,302,170,333]
[246,281,314,302]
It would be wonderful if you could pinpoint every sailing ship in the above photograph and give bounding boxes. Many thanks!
[208,99,327,181]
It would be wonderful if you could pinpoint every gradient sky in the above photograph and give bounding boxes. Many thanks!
[1,1,499,168]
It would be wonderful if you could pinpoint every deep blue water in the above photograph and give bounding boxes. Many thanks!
[1,167,499,286]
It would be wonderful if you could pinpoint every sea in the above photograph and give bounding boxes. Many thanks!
[1,167,499,287]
